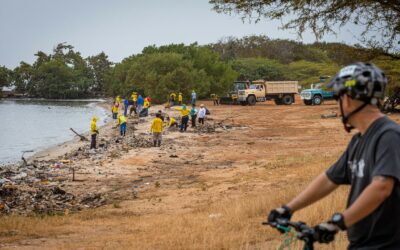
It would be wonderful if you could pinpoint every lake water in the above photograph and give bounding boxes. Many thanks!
[0,99,108,165]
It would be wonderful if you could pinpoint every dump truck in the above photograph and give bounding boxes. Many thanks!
[237,80,299,105]
[219,81,250,105]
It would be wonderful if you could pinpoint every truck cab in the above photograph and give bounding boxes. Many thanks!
[238,82,267,105]
[248,83,266,100]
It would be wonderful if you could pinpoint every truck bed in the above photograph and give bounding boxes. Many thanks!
[265,81,298,94]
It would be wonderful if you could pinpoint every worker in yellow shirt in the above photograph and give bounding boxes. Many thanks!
[178,93,183,105]
[151,113,163,147]
[115,96,121,108]
[131,92,137,103]
[144,99,150,109]
[170,92,176,106]
[111,103,118,119]
[213,94,220,106]
[130,92,138,115]
[166,116,178,129]
[90,116,99,149]
[139,99,150,117]
[117,114,127,136]
[175,104,190,132]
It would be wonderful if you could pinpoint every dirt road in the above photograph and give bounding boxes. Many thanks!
[1,100,399,249]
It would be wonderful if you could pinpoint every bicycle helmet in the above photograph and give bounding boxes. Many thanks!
[328,63,387,132]
[328,62,387,104]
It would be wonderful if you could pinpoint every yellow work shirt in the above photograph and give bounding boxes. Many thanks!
[151,118,163,132]
[112,105,118,113]
[175,107,190,117]
[178,95,182,101]
[118,115,127,125]
[168,117,177,127]
[90,121,97,134]
[132,94,137,102]
[144,100,150,108]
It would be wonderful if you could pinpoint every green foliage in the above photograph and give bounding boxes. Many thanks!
[87,52,113,95]
[107,44,237,103]
[373,58,400,95]
[283,60,340,87]
[35,58,93,99]
[0,66,12,88]
[13,62,34,94]
[11,43,111,99]
[212,36,331,63]
[232,58,285,81]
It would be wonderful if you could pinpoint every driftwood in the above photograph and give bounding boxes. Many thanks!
[70,128,88,141]
[20,150,37,168]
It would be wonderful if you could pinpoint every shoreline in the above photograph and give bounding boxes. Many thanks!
[0,99,111,167]
[27,100,113,163]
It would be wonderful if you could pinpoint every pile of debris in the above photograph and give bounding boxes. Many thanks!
[0,117,154,215]
[126,135,154,148]
[0,182,105,215]
[194,121,237,134]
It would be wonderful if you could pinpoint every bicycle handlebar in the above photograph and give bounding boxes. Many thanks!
[263,219,316,250]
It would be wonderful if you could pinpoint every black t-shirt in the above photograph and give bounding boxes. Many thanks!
[326,116,400,250]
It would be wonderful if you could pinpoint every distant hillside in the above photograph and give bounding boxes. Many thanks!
[209,35,400,92]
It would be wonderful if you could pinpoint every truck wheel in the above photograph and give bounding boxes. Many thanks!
[247,96,256,106]
[303,100,312,105]
[312,96,322,105]
[282,95,293,105]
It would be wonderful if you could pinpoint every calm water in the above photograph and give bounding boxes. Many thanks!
[0,99,108,165]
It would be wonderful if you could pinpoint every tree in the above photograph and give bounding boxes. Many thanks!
[11,43,96,99]
[13,62,35,94]
[87,52,113,95]
[210,0,400,54]
[232,58,285,81]
[211,35,330,63]
[108,44,237,102]
[0,66,12,88]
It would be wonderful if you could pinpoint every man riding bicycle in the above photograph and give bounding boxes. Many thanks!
[268,63,400,249]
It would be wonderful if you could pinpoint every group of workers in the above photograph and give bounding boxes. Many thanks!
[90,91,208,149]
[112,93,152,118]
[173,103,207,131]
[150,102,207,147]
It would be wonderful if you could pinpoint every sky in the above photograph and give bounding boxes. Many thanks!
[0,0,364,69]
